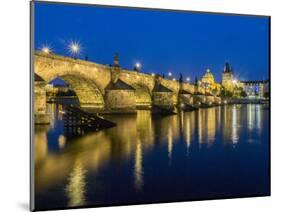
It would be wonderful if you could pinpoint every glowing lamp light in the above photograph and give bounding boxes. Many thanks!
[232,79,237,84]
[224,100,227,104]
[172,78,176,81]
[151,73,155,77]
[42,46,51,54]
[181,103,185,108]
[135,62,141,69]
[168,72,172,77]
[186,77,190,82]
[69,41,80,55]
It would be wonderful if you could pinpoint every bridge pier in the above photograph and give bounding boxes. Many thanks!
[214,96,222,105]
[193,93,205,107]
[152,82,174,110]
[34,74,50,124]
[205,95,215,106]
[104,79,137,113]
[178,92,195,111]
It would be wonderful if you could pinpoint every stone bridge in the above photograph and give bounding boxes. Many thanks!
[35,52,210,110]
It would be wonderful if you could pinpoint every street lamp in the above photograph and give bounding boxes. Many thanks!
[151,73,155,77]
[186,77,190,82]
[134,62,141,72]
[41,46,51,54]
[168,72,172,77]
[68,41,80,58]
[135,62,141,69]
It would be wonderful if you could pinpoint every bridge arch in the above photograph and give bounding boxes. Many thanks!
[47,73,105,109]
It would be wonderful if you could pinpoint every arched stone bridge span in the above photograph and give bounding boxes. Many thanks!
[34,52,200,109]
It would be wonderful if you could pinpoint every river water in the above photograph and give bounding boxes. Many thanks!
[34,103,270,210]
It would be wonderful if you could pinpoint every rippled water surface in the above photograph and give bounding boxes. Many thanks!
[34,104,270,210]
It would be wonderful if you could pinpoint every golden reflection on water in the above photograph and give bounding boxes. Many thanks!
[65,159,87,207]
[34,125,49,164]
[35,104,265,202]
[231,105,239,144]
[134,137,143,190]
[58,135,66,149]
[247,104,255,131]
[197,108,216,147]
[167,126,173,161]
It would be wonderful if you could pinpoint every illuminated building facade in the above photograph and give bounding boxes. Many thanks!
[221,62,235,91]
[200,68,221,95]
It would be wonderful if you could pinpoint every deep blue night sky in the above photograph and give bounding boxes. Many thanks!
[34,2,269,82]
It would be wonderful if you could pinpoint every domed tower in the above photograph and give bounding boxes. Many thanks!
[201,68,215,85]
[222,62,234,91]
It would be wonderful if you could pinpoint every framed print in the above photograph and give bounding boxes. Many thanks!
[30,1,270,211]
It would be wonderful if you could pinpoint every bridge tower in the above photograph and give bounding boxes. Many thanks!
[222,62,235,91]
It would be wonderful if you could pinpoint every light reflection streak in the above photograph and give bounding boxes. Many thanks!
[167,126,173,161]
[185,114,191,154]
[134,138,143,190]
[65,160,87,207]
[231,105,238,144]
[198,110,202,145]
[247,104,254,131]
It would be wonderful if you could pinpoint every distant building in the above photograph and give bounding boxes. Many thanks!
[239,80,269,98]
[221,62,268,98]
[200,68,221,95]
[221,62,235,91]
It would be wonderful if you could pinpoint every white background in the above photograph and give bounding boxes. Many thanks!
[0,0,280,211]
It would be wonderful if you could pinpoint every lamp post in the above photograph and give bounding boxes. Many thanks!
[134,62,141,72]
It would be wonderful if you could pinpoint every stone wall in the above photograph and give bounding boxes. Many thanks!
[105,90,136,112]
[205,96,215,105]
[34,81,50,124]
[179,94,193,105]
[193,94,205,105]
[152,92,174,108]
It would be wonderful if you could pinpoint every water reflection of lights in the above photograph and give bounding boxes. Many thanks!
[134,138,143,190]
[34,126,49,163]
[58,135,66,149]
[34,102,268,206]
[167,126,173,161]
[206,108,216,146]
[231,105,239,144]
[256,105,262,131]
[65,160,87,207]
[185,114,191,154]
[247,104,255,131]
[198,110,202,145]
